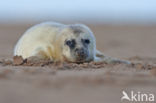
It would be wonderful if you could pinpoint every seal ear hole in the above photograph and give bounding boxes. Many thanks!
[82,39,90,44]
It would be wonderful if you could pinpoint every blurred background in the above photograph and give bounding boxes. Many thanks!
[0,0,156,24]
[0,0,156,58]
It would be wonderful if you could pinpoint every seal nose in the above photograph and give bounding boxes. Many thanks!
[75,48,86,58]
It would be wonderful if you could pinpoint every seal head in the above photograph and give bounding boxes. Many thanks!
[58,24,96,63]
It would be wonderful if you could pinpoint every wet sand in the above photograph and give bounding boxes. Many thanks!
[0,23,156,103]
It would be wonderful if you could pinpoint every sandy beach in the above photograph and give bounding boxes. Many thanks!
[0,23,156,103]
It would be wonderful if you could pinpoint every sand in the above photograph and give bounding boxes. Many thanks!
[0,23,156,103]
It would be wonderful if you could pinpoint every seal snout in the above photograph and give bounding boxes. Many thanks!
[75,48,88,60]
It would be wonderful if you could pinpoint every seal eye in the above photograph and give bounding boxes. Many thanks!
[84,39,90,44]
[66,40,72,46]
[65,39,76,48]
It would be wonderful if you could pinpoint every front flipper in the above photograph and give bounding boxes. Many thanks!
[28,47,53,62]
[94,50,131,64]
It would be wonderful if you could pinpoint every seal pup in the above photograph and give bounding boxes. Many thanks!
[14,22,130,64]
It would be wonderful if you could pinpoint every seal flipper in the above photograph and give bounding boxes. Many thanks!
[94,50,131,64]
[28,47,53,62]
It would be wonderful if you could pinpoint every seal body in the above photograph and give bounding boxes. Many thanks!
[14,22,130,64]
[14,22,96,62]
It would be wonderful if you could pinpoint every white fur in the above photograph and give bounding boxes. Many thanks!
[14,22,131,64]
